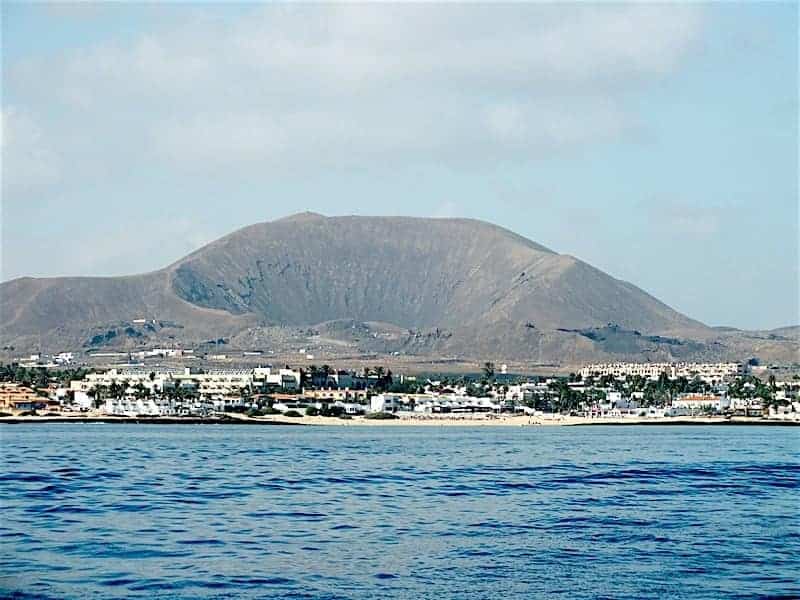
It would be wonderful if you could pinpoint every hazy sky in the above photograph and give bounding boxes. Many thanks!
[2,3,797,330]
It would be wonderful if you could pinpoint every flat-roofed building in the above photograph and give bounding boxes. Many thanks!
[579,362,743,384]
[672,394,730,414]
[0,383,48,412]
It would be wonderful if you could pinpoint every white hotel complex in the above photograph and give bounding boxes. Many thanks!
[578,362,744,384]
[69,366,301,402]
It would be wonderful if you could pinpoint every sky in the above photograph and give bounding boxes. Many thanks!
[1,2,797,330]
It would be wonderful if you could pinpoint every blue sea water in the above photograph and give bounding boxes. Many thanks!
[0,424,797,599]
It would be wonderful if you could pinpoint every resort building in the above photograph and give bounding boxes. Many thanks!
[671,394,730,414]
[767,402,800,421]
[0,383,50,412]
[252,367,301,390]
[302,388,369,403]
[728,397,764,416]
[369,393,504,414]
[69,366,302,401]
[579,362,743,384]
[370,394,404,413]
[102,396,215,417]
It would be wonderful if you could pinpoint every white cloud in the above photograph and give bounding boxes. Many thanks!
[4,4,705,181]
[649,202,727,239]
[54,216,219,278]
[431,200,458,219]
[1,107,60,191]
[484,100,629,150]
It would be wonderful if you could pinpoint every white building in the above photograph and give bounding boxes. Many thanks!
[768,402,800,421]
[370,394,404,413]
[253,367,301,390]
[72,390,94,410]
[409,394,501,414]
[593,393,640,418]
[104,396,180,417]
[70,366,302,401]
[729,397,764,414]
[332,401,366,415]
[579,362,743,384]
[671,394,730,414]
[54,352,74,365]
[273,401,308,413]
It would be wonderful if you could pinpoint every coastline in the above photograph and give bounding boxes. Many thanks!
[0,415,305,426]
[1,413,797,426]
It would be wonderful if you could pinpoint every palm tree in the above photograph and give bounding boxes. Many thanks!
[240,385,253,405]
[134,382,148,401]
[89,385,108,409]
[482,362,495,380]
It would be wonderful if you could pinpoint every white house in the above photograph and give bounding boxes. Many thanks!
[729,397,763,414]
[768,402,800,421]
[331,401,365,415]
[73,390,94,410]
[104,396,179,417]
[253,367,301,390]
[672,394,730,414]
[370,394,404,413]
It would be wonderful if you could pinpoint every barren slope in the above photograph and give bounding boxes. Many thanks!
[7,212,788,364]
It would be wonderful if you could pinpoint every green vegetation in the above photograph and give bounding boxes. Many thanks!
[307,404,347,417]
[386,380,424,394]
[482,362,495,380]
[0,364,89,389]
[247,407,275,417]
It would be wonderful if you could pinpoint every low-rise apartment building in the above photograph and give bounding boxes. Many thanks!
[369,393,504,414]
[69,366,302,402]
[579,362,743,384]
[302,388,368,403]
[671,394,730,414]
[0,383,50,412]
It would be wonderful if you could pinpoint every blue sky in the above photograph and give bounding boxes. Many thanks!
[2,3,797,330]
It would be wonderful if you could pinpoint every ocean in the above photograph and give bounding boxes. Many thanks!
[0,424,797,599]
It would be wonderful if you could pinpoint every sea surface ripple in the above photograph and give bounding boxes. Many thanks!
[0,424,797,599]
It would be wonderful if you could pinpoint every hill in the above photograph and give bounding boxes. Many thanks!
[1,213,796,364]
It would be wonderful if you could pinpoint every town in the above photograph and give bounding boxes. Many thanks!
[1,357,798,424]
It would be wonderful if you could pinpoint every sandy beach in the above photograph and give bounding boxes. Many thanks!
[248,414,793,427]
[2,413,794,427]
